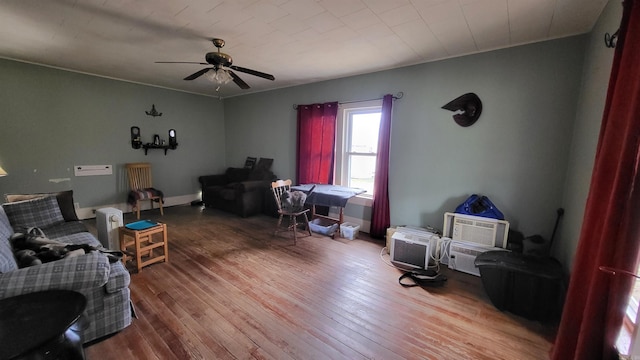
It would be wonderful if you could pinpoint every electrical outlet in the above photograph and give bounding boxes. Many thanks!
[74,202,80,209]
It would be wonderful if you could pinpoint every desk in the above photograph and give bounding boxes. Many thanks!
[0,290,87,360]
[291,184,365,225]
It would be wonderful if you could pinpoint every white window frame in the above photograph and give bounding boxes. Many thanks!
[615,265,640,358]
[334,100,382,200]
[628,297,640,357]
[617,283,640,358]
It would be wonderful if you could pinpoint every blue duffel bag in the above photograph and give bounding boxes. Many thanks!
[455,194,504,220]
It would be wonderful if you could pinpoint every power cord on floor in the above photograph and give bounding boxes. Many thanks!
[380,246,396,268]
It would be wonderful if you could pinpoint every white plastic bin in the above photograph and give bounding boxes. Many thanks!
[340,222,360,240]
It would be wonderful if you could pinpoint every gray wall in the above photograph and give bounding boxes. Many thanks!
[0,59,226,211]
[556,0,622,271]
[224,36,587,242]
[0,3,619,273]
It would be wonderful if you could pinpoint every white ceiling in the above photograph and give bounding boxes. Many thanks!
[0,0,609,98]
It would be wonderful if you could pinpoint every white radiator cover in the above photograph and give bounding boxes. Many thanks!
[96,207,123,250]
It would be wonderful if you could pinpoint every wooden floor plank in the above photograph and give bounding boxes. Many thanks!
[84,205,556,360]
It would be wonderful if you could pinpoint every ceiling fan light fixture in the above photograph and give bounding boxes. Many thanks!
[206,68,233,85]
[158,38,274,90]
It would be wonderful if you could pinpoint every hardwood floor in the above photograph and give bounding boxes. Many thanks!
[84,205,555,360]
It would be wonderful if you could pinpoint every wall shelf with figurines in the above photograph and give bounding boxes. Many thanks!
[131,127,178,155]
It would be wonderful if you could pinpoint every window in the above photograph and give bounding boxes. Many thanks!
[335,101,382,196]
[616,260,640,357]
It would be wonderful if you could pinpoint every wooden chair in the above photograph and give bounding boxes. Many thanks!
[271,179,312,245]
[126,162,164,219]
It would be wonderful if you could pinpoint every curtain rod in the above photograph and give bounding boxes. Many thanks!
[293,92,403,110]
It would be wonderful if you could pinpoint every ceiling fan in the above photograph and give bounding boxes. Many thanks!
[156,38,275,89]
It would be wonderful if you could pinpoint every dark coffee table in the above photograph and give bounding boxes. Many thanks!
[0,290,87,360]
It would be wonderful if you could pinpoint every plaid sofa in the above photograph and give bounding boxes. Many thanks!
[0,196,131,343]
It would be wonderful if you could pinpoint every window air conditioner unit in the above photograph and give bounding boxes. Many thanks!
[390,226,443,269]
[448,241,508,276]
[390,231,433,270]
[443,212,509,248]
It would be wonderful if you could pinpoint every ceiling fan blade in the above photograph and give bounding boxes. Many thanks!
[155,61,209,65]
[184,68,212,80]
[229,65,275,81]
[228,70,250,89]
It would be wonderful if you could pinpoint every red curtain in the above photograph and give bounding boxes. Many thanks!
[296,102,338,184]
[552,1,640,358]
[370,94,393,238]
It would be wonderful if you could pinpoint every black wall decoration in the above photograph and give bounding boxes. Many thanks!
[130,126,178,155]
[442,93,483,127]
[131,126,142,149]
[604,29,619,48]
[168,129,177,147]
[145,104,163,117]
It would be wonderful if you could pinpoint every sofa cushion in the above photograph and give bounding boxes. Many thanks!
[255,157,274,171]
[248,157,274,181]
[0,206,14,243]
[0,239,17,274]
[42,222,90,241]
[5,190,79,222]
[225,167,251,183]
[219,188,237,201]
[0,207,18,273]
[244,156,257,169]
[248,169,274,181]
[2,196,65,233]
[53,231,101,248]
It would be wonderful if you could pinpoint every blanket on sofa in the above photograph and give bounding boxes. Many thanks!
[11,227,122,267]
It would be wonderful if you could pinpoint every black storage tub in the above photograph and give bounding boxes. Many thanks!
[474,251,565,322]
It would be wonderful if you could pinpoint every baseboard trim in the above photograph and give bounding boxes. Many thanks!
[77,194,200,220]
[326,211,371,234]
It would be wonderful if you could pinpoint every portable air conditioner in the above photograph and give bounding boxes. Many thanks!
[96,207,123,250]
[448,241,508,276]
[443,212,509,248]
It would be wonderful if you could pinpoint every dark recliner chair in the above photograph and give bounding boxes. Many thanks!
[199,158,276,217]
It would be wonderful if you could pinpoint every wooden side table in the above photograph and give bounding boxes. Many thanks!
[119,223,169,272]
